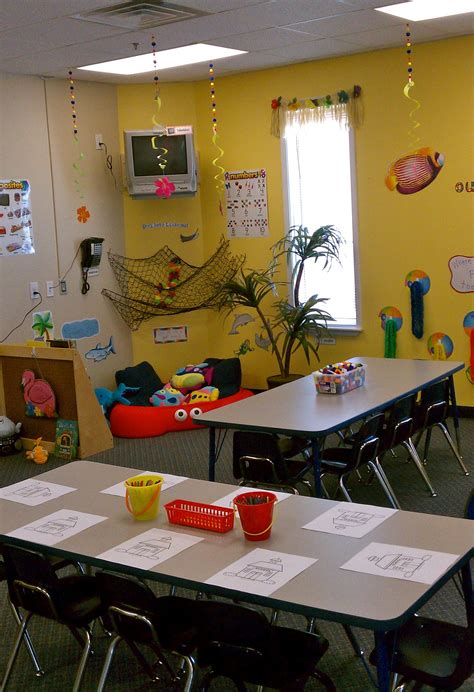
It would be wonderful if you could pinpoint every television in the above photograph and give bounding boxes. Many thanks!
[123,125,197,197]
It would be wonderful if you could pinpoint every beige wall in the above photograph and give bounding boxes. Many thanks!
[0,74,132,389]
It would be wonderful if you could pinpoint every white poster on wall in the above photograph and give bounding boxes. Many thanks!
[225,169,268,238]
[0,180,34,256]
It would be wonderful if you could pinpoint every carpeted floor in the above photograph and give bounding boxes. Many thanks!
[0,417,473,690]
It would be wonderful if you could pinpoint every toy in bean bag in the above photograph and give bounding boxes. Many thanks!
[95,383,140,415]
[170,362,214,395]
[188,386,220,404]
[150,386,185,407]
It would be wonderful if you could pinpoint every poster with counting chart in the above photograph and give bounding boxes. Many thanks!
[225,169,268,238]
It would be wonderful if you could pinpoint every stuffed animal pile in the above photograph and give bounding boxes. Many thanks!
[149,362,219,407]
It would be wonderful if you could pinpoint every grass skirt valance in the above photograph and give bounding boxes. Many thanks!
[271,85,363,137]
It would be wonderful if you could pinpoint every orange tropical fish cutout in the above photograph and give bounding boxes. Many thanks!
[385,147,444,195]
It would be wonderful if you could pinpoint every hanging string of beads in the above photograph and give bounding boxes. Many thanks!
[68,70,89,222]
[209,62,225,214]
[406,23,414,86]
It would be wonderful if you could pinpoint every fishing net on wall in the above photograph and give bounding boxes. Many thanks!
[102,236,245,331]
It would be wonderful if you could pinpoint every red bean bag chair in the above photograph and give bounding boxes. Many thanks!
[110,388,254,438]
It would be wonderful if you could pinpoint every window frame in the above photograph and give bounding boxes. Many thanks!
[280,122,362,334]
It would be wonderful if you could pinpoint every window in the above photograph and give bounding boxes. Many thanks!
[282,118,361,330]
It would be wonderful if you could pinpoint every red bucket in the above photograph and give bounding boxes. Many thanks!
[234,491,277,541]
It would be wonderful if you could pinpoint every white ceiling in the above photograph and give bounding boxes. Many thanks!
[0,0,472,83]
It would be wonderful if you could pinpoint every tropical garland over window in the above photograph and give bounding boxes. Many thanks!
[270,85,363,138]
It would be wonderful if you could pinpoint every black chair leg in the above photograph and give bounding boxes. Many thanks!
[310,669,337,692]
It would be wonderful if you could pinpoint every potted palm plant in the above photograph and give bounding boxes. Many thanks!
[217,225,342,387]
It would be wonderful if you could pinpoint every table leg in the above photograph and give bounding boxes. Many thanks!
[312,441,322,498]
[373,631,391,692]
[461,562,473,618]
[448,374,463,457]
[208,427,216,482]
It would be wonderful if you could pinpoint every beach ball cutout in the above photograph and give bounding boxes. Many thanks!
[427,332,453,359]
[463,311,474,335]
[379,306,403,331]
[405,269,430,295]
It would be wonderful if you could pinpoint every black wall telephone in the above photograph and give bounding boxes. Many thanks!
[80,238,104,294]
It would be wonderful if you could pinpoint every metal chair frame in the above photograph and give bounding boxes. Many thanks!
[2,578,94,692]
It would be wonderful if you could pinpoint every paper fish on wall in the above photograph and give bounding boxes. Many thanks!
[385,147,444,195]
[85,336,116,362]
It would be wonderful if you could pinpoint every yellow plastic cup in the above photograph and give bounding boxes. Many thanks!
[125,474,163,521]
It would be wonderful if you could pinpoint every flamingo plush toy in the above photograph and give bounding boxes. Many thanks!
[21,369,58,418]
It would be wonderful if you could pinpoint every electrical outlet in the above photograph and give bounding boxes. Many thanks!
[46,281,54,297]
[29,281,39,300]
[59,280,67,295]
[95,134,103,150]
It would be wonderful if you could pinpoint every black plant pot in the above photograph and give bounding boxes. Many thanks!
[266,373,304,389]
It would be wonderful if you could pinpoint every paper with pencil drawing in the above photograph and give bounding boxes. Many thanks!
[101,472,187,497]
[340,542,460,584]
[206,548,316,596]
[7,509,106,546]
[96,528,203,570]
[0,479,76,506]
[303,502,396,538]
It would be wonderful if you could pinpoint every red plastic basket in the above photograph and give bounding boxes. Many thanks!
[164,499,235,533]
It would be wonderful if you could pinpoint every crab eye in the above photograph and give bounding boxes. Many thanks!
[174,409,188,422]
[190,407,202,417]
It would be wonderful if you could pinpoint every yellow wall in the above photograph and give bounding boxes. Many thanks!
[118,36,473,405]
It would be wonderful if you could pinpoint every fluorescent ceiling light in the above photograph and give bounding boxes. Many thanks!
[376,0,474,21]
[78,43,246,75]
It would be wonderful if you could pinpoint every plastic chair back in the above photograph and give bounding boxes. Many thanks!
[379,394,416,452]
[352,413,384,469]
[233,431,288,482]
[2,544,60,619]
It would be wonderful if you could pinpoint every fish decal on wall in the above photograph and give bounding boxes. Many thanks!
[85,336,116,362]
[228,313,255,335]
[385,147,444,195]
[255,332,271,350]
[180,229,199,242]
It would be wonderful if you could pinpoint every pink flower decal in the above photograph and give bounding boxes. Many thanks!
[155,177,176,198]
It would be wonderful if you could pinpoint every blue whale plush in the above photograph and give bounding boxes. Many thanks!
[95,383,140,414]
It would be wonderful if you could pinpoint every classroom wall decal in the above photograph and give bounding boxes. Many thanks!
[427,332,453,360]
[84,336,116,362]
[61,318,100,340]
[463,311,474,384]
[225,169,268,238]
[32,311,54,341]
[448,255,473,293]
[405,270,430,339]
[379,306,402,359]
[0,179,34,256]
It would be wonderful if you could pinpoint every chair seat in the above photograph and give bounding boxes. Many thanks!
[277,437,310,458]
[321,446,354,472]
[255,626,328,688]
[54,575,103,624]
[369,616,473,689]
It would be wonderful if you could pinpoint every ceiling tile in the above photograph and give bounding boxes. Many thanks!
[340,23,447,47]
[285,8,404,38]
[260,37,362,61]
[0,0,120,31]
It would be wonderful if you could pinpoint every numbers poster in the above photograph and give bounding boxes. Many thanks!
[0,180,35,256]
[225,169,268,238]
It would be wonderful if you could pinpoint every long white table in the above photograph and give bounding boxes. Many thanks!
[1,460,472,691]
[196,357,465,495]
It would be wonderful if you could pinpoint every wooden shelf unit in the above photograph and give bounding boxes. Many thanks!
[0,344,113,459]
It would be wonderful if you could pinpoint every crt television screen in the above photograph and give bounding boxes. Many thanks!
[131,135,188,177]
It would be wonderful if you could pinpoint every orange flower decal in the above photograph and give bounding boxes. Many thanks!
[77,206,90,223]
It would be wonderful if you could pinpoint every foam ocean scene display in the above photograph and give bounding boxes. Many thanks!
[385,147,444,195]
